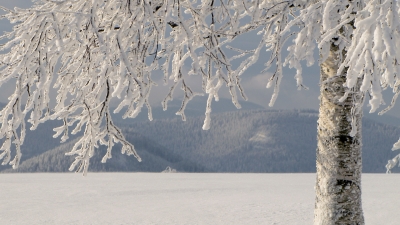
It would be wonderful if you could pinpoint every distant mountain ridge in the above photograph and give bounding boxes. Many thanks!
[111,96,265,124]
[124,109,400,173]
[0,97,264,172]
[4,131,207,173]
[2,108,400,173]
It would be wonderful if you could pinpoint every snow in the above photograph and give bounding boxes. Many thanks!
[0,173,398,224]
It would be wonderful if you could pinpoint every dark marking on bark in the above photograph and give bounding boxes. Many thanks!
[337,179,352,186]
[337,135,353,144]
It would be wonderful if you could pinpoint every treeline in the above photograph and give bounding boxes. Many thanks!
[123,109,400,173]
[3,132,207,173]
[2,108,400,173]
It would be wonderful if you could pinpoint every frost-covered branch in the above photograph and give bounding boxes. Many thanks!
[2,0,400,173]
[0,0,300,173]
[340,0,400,172]
[0,0,160,174]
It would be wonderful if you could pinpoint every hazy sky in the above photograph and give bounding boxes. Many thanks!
[0,1,399,118]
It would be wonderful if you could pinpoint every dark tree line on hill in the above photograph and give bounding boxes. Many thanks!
[3,109,400,173]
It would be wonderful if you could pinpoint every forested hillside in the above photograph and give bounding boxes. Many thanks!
[2,109,400,173]
[3,131,207,173]
[126,109,400,173]
[0,98,262,169]
[111,96,265,123]
[124,110,317,172]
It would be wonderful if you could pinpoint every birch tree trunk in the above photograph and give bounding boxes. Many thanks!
[314,44,365,224]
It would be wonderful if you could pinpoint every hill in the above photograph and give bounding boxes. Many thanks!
[125,109,400,173]
[3,109,400,173]
[111,96,265,124]
[3,131,207,173]
[0,97,263,171]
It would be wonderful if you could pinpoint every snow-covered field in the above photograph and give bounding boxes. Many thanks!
[0,173,398,224]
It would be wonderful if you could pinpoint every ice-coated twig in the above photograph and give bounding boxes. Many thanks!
[2,0,400,173]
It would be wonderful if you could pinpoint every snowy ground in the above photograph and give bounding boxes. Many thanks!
[0,173,398,225]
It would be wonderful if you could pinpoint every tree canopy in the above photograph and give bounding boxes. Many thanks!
[1,0,400,175]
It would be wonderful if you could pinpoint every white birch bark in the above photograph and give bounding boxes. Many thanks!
[315,44,365,224]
